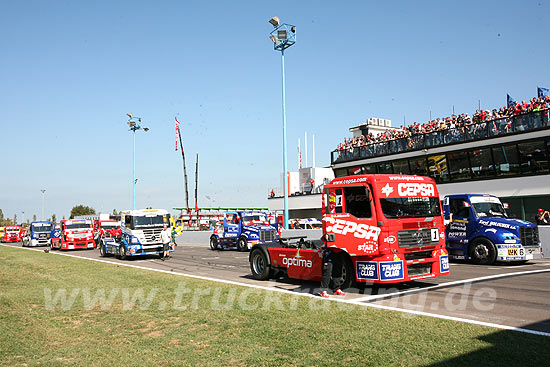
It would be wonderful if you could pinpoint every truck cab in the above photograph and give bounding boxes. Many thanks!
[93,219,122,245]
[22,221,53,247]
[250,174,450,288]
[443,194,543,264]
[210,210,279,251]
[99,209,171,259]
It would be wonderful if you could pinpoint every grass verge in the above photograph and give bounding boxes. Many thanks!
[0,246,548,367]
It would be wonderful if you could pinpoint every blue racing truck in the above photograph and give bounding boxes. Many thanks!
[22,221,54,247]
[210,210,279,251]
[443,194,543,264]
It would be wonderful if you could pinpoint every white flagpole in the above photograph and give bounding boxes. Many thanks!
[304,131,308,167]
[312,134,316,168]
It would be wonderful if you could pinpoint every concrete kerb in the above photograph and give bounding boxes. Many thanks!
[2,243,549,338]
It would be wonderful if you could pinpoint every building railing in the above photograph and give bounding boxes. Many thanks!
[331,109,550,165]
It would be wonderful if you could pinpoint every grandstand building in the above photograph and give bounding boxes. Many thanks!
[331,109,550,223]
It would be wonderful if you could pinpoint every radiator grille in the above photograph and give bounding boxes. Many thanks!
[520,227,539,246]
[142,228,163,243]
[259,230,276,242]
[398,229,439,248]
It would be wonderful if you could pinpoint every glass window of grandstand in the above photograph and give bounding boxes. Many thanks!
[518,141,549,174]
[492,144,521,176]
[501,197,522,219]
[347,165,376,176]
[427,155,449,183]
[448,152,471,181]
[343,186,372,218]
[469,148,496,178]
[393,159,410,175]
[409,158,428,176]
[377,162,393,174]
[525,196,550,223]
[334,168,347,178]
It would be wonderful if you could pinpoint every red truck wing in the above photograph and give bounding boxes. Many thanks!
[267,247,323,281]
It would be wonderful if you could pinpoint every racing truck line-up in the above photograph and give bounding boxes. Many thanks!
[249,174,451,289]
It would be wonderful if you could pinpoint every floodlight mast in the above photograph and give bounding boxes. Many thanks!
[268,17,296,230]
[126,113,149,210]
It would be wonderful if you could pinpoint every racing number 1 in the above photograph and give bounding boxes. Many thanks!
[431,228,439,242]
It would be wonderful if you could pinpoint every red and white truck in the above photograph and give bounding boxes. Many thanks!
[51,219,95,250]
[249,174,449,288]
[2,226,21,242]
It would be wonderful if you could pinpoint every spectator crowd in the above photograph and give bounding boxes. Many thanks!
[335,95,550,154]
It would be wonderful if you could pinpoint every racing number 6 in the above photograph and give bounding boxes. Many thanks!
[431,228,439,242]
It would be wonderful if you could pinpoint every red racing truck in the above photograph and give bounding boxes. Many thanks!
[3,226,21,242]
[249,174,449,288]
[51,219,95,250]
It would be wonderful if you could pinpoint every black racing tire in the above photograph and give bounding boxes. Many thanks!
[250,248,271,280]
[210,236,219,251]
[118,245,127,260]
[237,237,248,252]
[99,243,107,257]
[469,238,497,265]
[338,256,355,290]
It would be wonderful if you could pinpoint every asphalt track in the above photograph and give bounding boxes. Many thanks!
[3,236,550,336]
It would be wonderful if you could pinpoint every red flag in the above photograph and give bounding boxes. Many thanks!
[175,117,180,151]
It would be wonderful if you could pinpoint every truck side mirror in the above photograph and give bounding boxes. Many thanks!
[325,233,335,242]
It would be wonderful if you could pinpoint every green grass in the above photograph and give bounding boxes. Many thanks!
[0,246,548,367]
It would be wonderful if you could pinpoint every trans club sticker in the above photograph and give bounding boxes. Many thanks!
[440,255,450,273]
[379,260,404,281]
[356,261,378,280]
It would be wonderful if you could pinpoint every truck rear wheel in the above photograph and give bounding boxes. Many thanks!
[237,237,248,252]
[210,236,218,250]
[250,248,271,280]
[469,238,496,265]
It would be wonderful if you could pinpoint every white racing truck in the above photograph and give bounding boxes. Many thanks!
[99,209,172,259]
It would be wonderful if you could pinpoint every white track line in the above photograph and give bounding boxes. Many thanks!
[353,268,550,302]
[2,244,549,338]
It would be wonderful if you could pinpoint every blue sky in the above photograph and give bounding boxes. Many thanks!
[1,0,549,221]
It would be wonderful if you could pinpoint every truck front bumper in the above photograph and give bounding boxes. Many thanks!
[496,244,543,261]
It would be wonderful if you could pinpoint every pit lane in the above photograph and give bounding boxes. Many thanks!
[3,237,550,335]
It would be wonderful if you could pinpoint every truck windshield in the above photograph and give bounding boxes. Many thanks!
[31,224,52,232]
[132,215,167,228]
[102,224,120,230]
[470,197,506,218]
[66,224,91,230]
[242,215,268,223]
[380,197,441,218]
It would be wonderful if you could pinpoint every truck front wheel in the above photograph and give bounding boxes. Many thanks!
[250,249,271,280]
[237,237,248,252]
[469,238,497,265]
[118,245,127,260]
[99,243,107,257]
[210,236,219,250]
[338,256,355,290]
